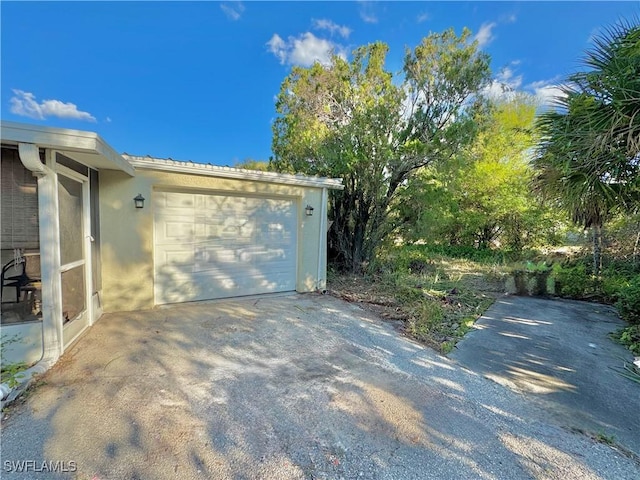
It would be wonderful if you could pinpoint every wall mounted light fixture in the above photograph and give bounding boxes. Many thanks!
[305,205,314,216]
[134,194,145,209]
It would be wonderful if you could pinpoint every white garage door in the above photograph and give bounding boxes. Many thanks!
[154,191,297,304]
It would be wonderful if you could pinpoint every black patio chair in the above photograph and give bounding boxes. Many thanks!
[1,255,41,303]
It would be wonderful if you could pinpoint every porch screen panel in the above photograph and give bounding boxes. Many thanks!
[90,169,101,292]
[58,174,83,265]
[61,266,86,322]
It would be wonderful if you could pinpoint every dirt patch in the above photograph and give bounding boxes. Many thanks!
[327,262,507,353]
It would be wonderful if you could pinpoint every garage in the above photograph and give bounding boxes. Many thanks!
[96,155,343,312]
[154,190,297,304]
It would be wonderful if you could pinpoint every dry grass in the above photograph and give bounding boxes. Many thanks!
[328,256,508,353]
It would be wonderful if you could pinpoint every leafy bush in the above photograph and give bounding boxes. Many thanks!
[523,260,551,272]
[1,361,28,388]
[547,258,639,304]
[418,244,511,263]
[372,244,514,275]
[371,246,433,275]
[0,334,29,388]
[616,275,640,325]
[600,274,630,304]
[408,259,431,275]
[612,325,640,356]
[552,263,597,299]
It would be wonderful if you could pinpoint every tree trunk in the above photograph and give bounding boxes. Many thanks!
[326,188,371,273]
[633,225,640,268]
[592,224,602,276]
[351,221,365,273]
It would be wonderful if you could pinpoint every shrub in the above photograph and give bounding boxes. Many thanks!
[552,263,596,299]
[371,246,433,275]
[600,275,629,304]
[0,334,29,388]
[420,244,510,263]
[612,325,640,356]
[408,259,431,275]
[616,275,640,325]
[373,243,515,275]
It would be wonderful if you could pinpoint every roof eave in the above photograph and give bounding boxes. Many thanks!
[125,156,344,190]
[0,121,135,176]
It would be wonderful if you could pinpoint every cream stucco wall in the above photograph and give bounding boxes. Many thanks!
[99,168,326,312]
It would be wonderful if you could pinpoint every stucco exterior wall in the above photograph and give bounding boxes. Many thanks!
[99,168,326,312]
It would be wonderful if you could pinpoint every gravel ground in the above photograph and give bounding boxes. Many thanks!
[1,293,639,479]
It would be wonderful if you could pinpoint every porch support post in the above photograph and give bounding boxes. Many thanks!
[39,150,63,362]
[18,145,63,363]
[316,187,328,291]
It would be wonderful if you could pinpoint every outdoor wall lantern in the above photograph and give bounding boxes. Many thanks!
[305,205,314,216]
[134,194,145,209]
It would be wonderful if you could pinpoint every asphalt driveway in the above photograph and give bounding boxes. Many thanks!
[450,296,640,457]
[1,293,639,479]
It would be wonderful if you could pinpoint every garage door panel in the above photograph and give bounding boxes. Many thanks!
[154,191,297,304]
[163,192,197,208]
[162,250,195,267]
[155,270,295,303]
[195,246,237,265]
[157,245,296,269]
[156,221,195,243]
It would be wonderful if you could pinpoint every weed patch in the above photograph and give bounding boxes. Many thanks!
[0,335,30,389]
[329,252,507,353]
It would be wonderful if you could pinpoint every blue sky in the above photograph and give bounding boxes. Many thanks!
[2,1,638,166]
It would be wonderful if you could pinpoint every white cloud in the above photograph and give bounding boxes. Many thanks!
[417,12,429,23]
[527,80,568,108]
[266,34,288,64]
[312,18,351,39]
[266,32,347,67]
[497,67,523,89]
[482,72,569,108]
[220,2,244,21]
[474,22,497,48]
[106,116,112,123]
[10,90,96,122]
[482,67,524,101]
[483,62,522,100]
[484,81,515,101]
[358,1,378,24]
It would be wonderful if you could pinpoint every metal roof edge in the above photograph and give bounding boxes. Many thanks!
[0,121,135,176]
[125,155,345,190]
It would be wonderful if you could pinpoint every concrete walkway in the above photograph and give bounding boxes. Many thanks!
[450,296,640,457]
[1,294,639,479]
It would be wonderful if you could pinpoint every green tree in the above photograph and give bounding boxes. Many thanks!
[534,20,640,274]
[271,29,491,271]
[234,159,271,171]
[401,95,561,250]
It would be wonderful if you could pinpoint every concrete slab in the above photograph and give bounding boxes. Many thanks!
[1,293,639,479]
[451,296,640,457]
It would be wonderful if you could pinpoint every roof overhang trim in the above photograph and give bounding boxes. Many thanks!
[0,121,135,176]
[126,156,344,190]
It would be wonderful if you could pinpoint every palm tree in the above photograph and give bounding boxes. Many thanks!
[534,19,640,275]
[575,20,640,162]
